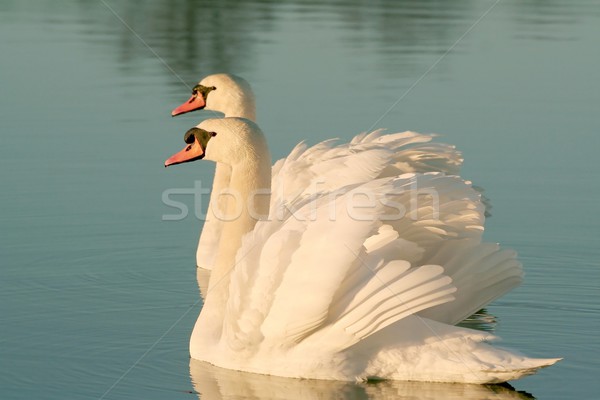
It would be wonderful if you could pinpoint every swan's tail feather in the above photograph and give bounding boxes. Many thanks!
[477,357,561,383]
[466,349,562,384]
[363,319,561,383]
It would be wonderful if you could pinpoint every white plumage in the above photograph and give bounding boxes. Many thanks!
[176,75,463,270]
[165,116,559,383]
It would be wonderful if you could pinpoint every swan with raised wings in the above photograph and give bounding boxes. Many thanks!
[164,117,559,383]
[171,74,463,271]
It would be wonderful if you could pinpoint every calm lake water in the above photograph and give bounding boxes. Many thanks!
[1,0,599,399]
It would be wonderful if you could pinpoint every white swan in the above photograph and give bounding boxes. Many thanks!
[165,117,559,383]
[171,74,463,271]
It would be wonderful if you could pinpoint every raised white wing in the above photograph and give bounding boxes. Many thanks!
[269,130,462,219]
[222,132,519,355]
[224,170,514,354]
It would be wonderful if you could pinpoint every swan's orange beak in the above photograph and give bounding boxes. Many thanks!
[171,95,206,116]
[165,137,205,167]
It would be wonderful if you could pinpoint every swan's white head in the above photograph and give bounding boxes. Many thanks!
[171,74,256,121]
[165,118,268,168]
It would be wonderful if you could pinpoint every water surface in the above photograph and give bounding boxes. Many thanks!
[1,1,599,399]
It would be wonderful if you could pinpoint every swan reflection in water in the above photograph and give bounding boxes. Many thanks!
[189,358,535,400]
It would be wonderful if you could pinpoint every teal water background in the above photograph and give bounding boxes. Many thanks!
[1,1,599,399]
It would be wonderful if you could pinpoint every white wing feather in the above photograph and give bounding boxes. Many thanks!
[190,123,560,382]
[226,172,486,351]
[270,131,462,218]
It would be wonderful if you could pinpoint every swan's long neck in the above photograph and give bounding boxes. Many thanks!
[197,83,256,268]
[196,154,270,345]
[206,93,256,225]
[196,163,231,269]
[209,101,257,254]
[192,118,270,347]
[206,150,271,299]
[210,165,270,288]
[222,103,256,121]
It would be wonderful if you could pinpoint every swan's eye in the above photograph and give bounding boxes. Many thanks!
[211,131,217,137]
[191,84,202,96]
[184,127,201,144]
